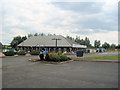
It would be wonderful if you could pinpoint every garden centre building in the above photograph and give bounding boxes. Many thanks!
[18,35,87,52]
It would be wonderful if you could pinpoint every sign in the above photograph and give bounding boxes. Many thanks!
[72,44,87,48]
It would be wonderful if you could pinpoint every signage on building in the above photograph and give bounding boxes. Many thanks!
[72,44,87,48]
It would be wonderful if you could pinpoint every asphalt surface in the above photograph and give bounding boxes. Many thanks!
[67,52,119,58]
[2,56,118,88]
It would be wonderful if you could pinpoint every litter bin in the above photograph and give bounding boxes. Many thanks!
[88,49,90,53]
[76,51,84,57]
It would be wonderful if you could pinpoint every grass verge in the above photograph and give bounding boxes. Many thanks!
[76,56,119,60]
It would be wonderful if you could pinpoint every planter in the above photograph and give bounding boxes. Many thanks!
[0,53,5,57]
[25,54,31,56]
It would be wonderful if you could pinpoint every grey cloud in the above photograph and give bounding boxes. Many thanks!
[52,2,103,14]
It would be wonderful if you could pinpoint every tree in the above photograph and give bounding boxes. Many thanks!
[22,36,27,41]
[67,35,74,41]
[39,33,45,36]
[28,34,33,38]
[48,33,52,36]
[80,39,85,45]
[115,44,120,49]
[94,40,101,48]
[75,35,80,43]
[110,44,116,49]
[102,42,110,49]
[34,33,38,36]
[11,36,27,49]
[84,37,91,48]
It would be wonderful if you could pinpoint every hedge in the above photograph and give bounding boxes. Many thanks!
[45,53,71,62]
[30,50,40,55]
[17,50,26,55]
[4,51,15,56]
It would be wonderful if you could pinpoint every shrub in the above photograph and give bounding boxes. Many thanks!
[49,53,58,55]
[49,54,54,61]
[45,54,50,61]
[4,50,15,56]
[67,57,72,60]
[53,54,61,62]
[58,52,62,55]
[59,55,69,61]
[18,50,26,55]
[46,53,71,62]
[30,50,39,55]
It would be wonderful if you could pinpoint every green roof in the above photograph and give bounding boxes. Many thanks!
[18,35,86,48]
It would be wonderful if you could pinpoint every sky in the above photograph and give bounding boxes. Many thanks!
[0,0,119,45]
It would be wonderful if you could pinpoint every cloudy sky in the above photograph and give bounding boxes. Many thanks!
[0,0,119,45]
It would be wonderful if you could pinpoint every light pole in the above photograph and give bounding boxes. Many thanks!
[52,38,61,53]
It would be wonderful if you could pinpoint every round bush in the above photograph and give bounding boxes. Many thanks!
[30,50,39,55]
[45,54,50,61]
[59,55,68,61]
[47,54,71,62]
[18,50,26,55]
[4,51,15,56]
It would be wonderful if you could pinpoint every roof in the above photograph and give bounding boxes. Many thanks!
[18,35,86,48]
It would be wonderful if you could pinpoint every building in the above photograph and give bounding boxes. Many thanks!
[18,35,87,52]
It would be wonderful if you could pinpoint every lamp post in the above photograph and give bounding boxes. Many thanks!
[52,38,61,53]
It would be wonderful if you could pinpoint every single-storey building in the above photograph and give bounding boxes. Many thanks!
[18,35,87,53]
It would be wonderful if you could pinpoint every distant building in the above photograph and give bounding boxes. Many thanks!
[0,42,2,49]
[18,35,87,52]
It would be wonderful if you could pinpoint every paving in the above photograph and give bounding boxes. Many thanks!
[2,56,118,88]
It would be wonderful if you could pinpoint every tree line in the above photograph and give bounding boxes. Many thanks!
[10,33,120,49]
[10,33,54,48]
[66,35,119,49]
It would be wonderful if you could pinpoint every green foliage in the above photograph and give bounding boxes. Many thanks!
[11,35,27,48]
[46,54,71,62]
[22,36,27,40]
[58,52,63,55]
[18,50,26,55]
[59,55,69,61]
[48,33,52,36]
[110,44,116,49]
[84,37,91,47]
[116,44,120,49]
[67,35,74,40]
[34,33,38,36]
[102,42,110,49]
[66,35,92,48]
[30,50,39,55]
[28,34,33,38]
[45,54,50,60]
[77,56,118,60]
[4,51,15,56]
[49,54,59,62]
[94,40,101,48]
[39,33,45,36]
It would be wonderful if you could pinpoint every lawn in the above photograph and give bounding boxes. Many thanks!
[105,50,118,52]
[77,56,119,60]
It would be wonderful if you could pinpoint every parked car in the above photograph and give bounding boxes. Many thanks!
[101,48,106,52]
[2,49,10,53]
[3,49,17,53]
[9,49,17,53]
